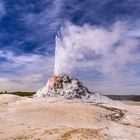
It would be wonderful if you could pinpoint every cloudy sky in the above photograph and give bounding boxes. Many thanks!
[0,0,140,95]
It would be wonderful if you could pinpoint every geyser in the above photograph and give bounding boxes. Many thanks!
[35,22,127,109]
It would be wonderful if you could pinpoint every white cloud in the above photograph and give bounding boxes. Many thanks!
[84,76,140,95]
[0,50,54,92]
[0,1,6,19]
[22,0,64,42]
[127,20,140,38]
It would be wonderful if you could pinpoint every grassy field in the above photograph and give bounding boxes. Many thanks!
[0,91,35,97]
[106,95,140,102]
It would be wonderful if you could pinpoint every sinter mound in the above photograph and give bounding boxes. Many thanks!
[35,75,124,108]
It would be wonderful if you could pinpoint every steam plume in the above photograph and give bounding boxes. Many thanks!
[54,22,139,76]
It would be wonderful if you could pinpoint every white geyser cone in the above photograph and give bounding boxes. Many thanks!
[35,75,125,110]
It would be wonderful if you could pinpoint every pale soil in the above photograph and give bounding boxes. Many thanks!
[0,94,139,140]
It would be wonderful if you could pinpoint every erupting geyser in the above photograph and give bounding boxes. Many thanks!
[35,27,125,110]
[54,34,74,75]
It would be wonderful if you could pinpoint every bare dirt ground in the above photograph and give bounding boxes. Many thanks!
[0,94,139,140]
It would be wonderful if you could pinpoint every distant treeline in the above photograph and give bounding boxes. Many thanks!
[106,95,140,102]
[0,91,35,97]
[0,92,140,101]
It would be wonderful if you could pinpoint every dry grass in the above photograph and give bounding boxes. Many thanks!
[59,128,100,140]
[13,135,32,140]
[42,128,101,140]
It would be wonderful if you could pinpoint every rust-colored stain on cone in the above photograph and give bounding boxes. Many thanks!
[46,75,62,88]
